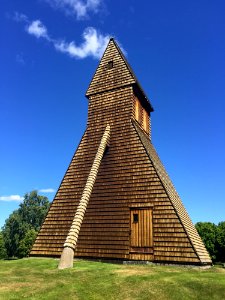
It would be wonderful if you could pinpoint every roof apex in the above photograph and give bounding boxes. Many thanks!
[86,39,153,111]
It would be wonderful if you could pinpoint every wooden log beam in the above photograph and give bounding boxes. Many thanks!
[58,124,110,269]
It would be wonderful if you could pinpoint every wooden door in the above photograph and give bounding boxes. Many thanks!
[130,208,153,252]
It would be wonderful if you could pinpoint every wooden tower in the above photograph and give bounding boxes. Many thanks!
[31,39,211,265]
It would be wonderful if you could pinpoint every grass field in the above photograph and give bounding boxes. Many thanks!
[0,258,225,300]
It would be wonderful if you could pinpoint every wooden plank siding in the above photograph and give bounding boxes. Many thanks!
[30,38,211,265]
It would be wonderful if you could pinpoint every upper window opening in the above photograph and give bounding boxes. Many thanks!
[143,109,149,133]
[134,96,150,135]
[107,61,113,69]
[135,97,141,124]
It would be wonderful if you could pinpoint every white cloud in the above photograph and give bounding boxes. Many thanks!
[45,0,102,19]
[55,27,109,59]
[16,14,117,60]
[0,195,24,202]
[39,188,55,193]
[13,11,28,22]
[24,18,110,60]
[26,20,49,39]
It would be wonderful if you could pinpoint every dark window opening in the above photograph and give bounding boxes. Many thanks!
[133,213,138,223]
[107,61,113,69]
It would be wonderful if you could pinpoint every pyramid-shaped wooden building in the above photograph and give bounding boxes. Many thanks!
[31,39,211,265]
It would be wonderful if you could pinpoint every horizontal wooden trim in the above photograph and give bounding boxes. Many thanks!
[129,203,154,208]
[153,256,200,263]
[75,248,129,255]
[130,247,153,254]
[129,253,154,260]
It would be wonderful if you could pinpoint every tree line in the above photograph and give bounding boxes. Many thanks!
[0,190,224,262]
[195,221,225,263]
[0,191,50,259]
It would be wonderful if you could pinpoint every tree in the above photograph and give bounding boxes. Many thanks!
[2,191,50,258]
[217,221,225,262]
[0,231,7,259]
[18,191,50,231]
[195,222,218,262]
[2,211,29,258]
[18,229,38,258]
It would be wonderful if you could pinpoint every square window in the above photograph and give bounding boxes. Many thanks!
[107,61,113,69]
[133,213,138,223]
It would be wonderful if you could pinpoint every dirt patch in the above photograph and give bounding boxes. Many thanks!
[114,267,153,276]
[212,267,225,273]
[0,282,33,292]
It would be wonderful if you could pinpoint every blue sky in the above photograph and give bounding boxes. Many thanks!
[1,0,225,228]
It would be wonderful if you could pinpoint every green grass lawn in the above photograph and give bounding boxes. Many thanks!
[0,258,224,300]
